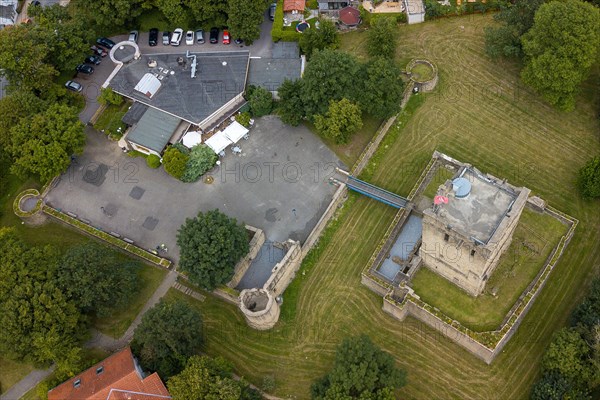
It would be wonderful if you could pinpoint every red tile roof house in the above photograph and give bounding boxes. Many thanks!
[283,0,306,21]
[47,347,171,400]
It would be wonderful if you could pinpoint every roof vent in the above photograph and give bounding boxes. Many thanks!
[222,61,227,66]
[452,177,471,198]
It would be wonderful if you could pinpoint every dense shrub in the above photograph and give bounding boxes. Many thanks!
[577,156,600,199]
[181,144,217,182]
[247,86,273,117]
[163,146,190,180]
[236,111,251,127]
[98,87,123,106]
[146,154,161,169]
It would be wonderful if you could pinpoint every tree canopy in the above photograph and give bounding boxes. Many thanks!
[367,17,398,59]
[359,57,404,119]
[132,299,204,378]
[187,0,228,27]
[521,0,600,111]
[311,335,406,399]
[484,0,545,59]
[8,103,85,182]
[0,228,85,364]
[163,146,190,180]
[228,0,268,44]
[181,144,218,183]
[57,244,139,318]
[299,19,339,60]
[177,210,249,289]
[247,86,273,117]
[315,98,363,144]
[0,91,45,149]
[301,49,361,117]
[577,156,600,199]
[276,79,304,126]
[80,0,146,28]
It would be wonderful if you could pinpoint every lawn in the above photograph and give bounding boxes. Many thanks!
[411,208,569,331]
[305,114,383,167]
[148,13,600,399]
[0,358,34,395]
[93,264,167,338]
[93,102,129,139]
[421,165,455,198]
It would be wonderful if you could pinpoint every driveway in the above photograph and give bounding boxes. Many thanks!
[46,116,344,265]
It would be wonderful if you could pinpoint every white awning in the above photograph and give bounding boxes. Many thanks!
[222,121,249,143]
[205,131,233,154]
[181,131,202,148]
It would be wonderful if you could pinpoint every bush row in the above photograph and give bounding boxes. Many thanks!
[271,0,301,42]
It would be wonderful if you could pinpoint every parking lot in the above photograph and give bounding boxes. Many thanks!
[46,116,345,264]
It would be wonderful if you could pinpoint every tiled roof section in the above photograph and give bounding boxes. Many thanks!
[47,348,170,400]
[283,0,305,12]
[338,6,361,26]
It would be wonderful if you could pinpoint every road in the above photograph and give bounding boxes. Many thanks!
[79,16,274,124]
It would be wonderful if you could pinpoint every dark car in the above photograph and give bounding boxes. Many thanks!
[209,27,219,44]
[269,3,276,21]
[234,38,243,45]
[64,80,82,92]
[84,55,101,65]
[76,64,94,75]
[162,31,170,45]
[96,37,115,49]
[149,28,159,46]
[90,45,107,57]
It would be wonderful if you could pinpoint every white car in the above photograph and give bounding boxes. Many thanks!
[128,30,138,43]
[171,28,183,46]
[185,30,194,45]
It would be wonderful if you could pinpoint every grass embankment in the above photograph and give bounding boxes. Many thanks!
[412,208,569,331]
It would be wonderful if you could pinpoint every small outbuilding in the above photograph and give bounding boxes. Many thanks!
[125,107,183,156]
[338,6,361,27]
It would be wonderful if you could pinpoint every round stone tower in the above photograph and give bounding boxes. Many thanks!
[239,288,280,330]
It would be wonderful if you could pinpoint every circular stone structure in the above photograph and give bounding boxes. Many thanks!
[407,59,438,92]
[239,288,280,330]
[14,188,42,217]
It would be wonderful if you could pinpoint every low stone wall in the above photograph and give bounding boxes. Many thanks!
[264,240,302,297]
[361,273,391,297]
[407,59,438,92]
[301,183,348,259]
[228,225,266,289]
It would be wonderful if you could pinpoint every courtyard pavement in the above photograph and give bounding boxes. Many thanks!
[46,116,344,265]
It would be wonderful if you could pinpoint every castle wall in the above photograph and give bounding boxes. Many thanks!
[227,225,266,289]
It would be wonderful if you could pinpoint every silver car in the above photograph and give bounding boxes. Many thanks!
[128,30,139,43]
[171,28,183,46]
[65,80,82,92]
[195,29,204,44]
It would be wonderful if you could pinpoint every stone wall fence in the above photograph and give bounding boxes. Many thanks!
[227,225,266,289]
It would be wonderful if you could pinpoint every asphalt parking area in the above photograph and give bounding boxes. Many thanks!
[46,116,344,264]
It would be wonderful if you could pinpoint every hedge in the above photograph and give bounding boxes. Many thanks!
[271,0,301,42]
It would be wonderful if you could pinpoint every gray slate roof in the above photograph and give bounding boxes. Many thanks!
[272,42,300,59]
[121,102,149,126]
[247,58,302,93]
[126,107,180,153]
[109,51,250,125]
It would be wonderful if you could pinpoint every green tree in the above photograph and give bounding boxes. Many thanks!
[0,24,57,92]
[542,328,594,386]
[0,228,85,364]
[181,144,218,182]
[577,156,600,199]
[57,244,139,318]
[311,335,406,399]
[98,88,124,106]
[176,209,249,289]
[163,146,190,180]
[168,355,243,399]
[132,299,204,378]
[299,19,339,60]
[484,0,545,59]
[530,371,590,400]
[147,154,162,168]
[315,98,362,144]
[8,103,85,182]
[276,79,304,126]
[228,0,268,44]
[29,4,94,72]
[573,278,600,329]
[359,57,404,119]
[186,0,228,26]
[247,86,274,117]
[154,0,190,27]
[0,91,45,149]
[81,0,146,28]
[521,0,600,111]
[301,49,361,117]
[367,16,397,59]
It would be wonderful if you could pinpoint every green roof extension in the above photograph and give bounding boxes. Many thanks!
[126,107,180,154]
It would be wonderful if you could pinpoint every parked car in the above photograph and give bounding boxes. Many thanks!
[269,3,276,21]
[96,37,115,49]
[162,31,171,45]
[64,80,82,92]
[84,55,101,65]
[128,30,139,43]
[149,28,159,46]
[234,38,243,45]
[90,45,107,57]
[185,30,194,45]
[195,29,204,44]
[76,64,94,75]
[209,27,219,44]
[222,29,230,45]
[171,28,183,46]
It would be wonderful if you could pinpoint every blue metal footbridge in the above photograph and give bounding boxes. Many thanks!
[333,169,409,208]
